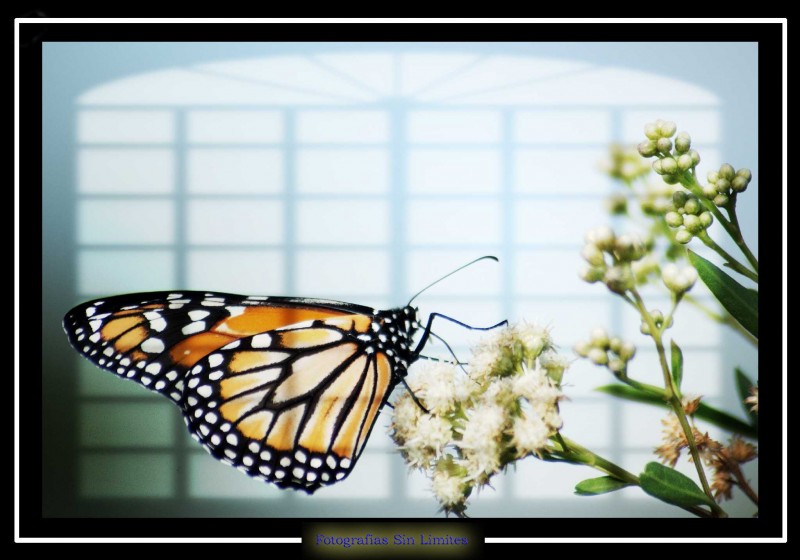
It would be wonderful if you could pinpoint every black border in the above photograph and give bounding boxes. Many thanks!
[21,20,784,540]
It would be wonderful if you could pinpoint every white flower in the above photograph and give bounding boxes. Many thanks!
[406,414,452,455]
[390,392,423,443]
[515,321,551,358]
[459,402,506,450]
[431,467,466,507]
[512,413,552,456]
[460,444,501,481]
[409,362,459,415]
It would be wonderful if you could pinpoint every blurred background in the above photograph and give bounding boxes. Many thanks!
[42,41,758,517]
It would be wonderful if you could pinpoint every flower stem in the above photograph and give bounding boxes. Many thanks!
[696,232,759,284]
[628,287,727,517]
[726,196,759,273]
[553,435,713,519]
[727,459,759,506]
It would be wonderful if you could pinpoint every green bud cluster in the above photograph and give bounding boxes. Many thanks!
[579,227,649,294]
[663,191,714,244]
[638,121,700,185]
[704,164,752,207]
[574,328,636,373]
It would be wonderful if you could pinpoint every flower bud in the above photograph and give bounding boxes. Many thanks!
[579,264,605,284]
[588,348,608,366]
[662,263,698,294]
[662,174,680,185]
[644,123,661,140]
[674,132,691,153]
[640,321,651,335]
[658,121,677,137]
[688,150,701,166]
[677,154,694,170]
[618,341,636,361]
[603,265,634,294]
[608,358,625,373]
[714,193,729,207]
[614,233,646,262]
[731,176,749,192]
[736,168,752,181]
[683,197,701,215]
[672,191,688,207]
[665,211,683,227]
[702,184,718,199]
[675,230,693,244]
[573,340,591,357]
[609,337,622,353]
[657,138,673,154]
[699,212,713,228]
[606,193,628,215]
[718,163,735,181]
[715,178,731,194]
[581,243,606,266]
[707,171,719,184]
[683,214,703,234]
[590,327,610,348]
[585,226,616,251]
[650,309,664,323]
[637,140,658,157]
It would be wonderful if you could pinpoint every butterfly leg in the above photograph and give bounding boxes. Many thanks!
[411,312,507,360]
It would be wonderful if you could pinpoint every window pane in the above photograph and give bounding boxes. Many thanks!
[296,149,388,194]
[295,250,389,298]
[407,200,501,245]
[187,149,283,194]
[408,149,500,194]
[80,403,175,447]
[81,453,174,497]
[78,200,173,245]
[515,110,611,144]
[187,110,283,143]
[408,111,500,143]
[407,250,501,296]
[187,249,284,294]
[78,149,174,194]
[78,250,175,295]
[514,200,602,245]
[514,250,595,296]
[515,148,610,194]
[296,200,388,246]
[78,110,174,143]
[297,110,388,143]
[188,453,284,498]
[308,454,391,499]
[187,200,283,245]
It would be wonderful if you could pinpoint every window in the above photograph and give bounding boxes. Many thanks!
[63,50,743,516]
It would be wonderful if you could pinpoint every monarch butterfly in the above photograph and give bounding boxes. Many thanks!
[63,257,500,493]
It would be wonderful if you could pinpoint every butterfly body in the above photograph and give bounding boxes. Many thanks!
[63,291,419,493]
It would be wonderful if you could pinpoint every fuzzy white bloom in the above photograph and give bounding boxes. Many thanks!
[661,263,698,294]
[412,362,459,415]
[406,413,452,455]
[390,392,423,441]
[459,401,506,451]
[512,413,552,456]
[460,445,501,481]
[431,467,466,507]
[515,322,550,358]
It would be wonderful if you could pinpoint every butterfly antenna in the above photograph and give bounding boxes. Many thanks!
[407,255,498,306]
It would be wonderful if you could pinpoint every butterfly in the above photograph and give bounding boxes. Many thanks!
[62,257,499,494]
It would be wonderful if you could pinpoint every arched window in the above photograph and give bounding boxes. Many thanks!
[61,49,746,516]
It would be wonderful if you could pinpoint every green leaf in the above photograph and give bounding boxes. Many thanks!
[575,476,633,496]
[687,250,758,339]
[639,462,715,508]
[670,340,684,394]
[596,384,758,439]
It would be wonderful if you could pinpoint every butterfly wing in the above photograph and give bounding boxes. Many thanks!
[182,313,398,493]
[62,291,362,405]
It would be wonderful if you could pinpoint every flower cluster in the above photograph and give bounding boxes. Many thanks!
[655,406,757,503]
[389,323,568,516]
[579,227,651,294]
[638,120,701,185]
[601,143,652,185]
[704,165,752,207]
[639,308,673,335]
[573,328,636,374]
[664,191,714,244]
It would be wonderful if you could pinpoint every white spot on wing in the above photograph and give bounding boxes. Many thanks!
[89,320,102,332]
[189,310,210,321]
[251,333,272,348]
[145,363,161,375]
[143,311,161,321]
[85,307,96,317]
[141,338,165,353]
[197,385,213,398]
[208,354,224,367]
[182,321,206,335]
[150,318,167,332]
